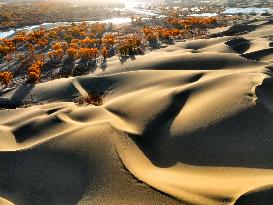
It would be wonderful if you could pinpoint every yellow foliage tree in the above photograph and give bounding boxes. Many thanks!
[0,71,13,85]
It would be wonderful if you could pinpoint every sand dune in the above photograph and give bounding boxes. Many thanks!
[1,18,273,205]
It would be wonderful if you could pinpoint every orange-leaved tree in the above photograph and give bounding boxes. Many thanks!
[28,61,43,82]
[47,42,66,61]
[102,35,116,49]
[0,71,13,86]
[101,47,108,59]
[79,48,99,61]
[67,47,78,60]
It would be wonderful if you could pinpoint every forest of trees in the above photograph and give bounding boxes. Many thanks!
[0,16,221,88]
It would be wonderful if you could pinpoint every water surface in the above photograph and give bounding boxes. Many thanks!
[223,7,273,14]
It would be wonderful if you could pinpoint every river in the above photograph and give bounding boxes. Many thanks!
[0,0,155,38]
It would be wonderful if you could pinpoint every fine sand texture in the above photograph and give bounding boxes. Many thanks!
[1,18,273,205]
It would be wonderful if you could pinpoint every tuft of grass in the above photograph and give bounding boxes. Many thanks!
[77,92,103,106]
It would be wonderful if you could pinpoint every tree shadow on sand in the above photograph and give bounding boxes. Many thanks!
[100,59,108,72]
[119,55,136,65]
[72,60,97,76]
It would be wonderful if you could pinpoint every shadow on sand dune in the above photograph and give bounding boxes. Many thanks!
[211,24,258,37]
[131,76,273,170]
[234,185,273,205]
[0,149,91,205]
[241,48,273,61]
[225,37,251,54]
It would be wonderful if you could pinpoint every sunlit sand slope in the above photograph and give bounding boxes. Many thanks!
[1,19,273,205]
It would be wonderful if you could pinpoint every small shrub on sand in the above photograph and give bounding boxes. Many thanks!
[77,92,103,106]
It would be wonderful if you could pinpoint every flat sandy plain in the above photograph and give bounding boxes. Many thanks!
[1,16,273,205]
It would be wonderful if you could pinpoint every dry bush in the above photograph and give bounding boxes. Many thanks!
[77,92,103,106]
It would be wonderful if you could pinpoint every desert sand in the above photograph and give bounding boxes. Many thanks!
[1,18,273,205]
